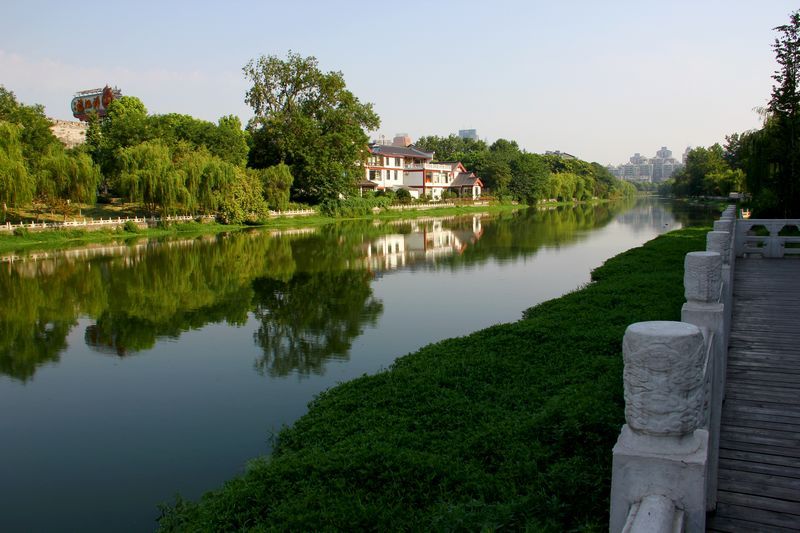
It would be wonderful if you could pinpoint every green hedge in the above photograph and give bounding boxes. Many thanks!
[158,227,708,532]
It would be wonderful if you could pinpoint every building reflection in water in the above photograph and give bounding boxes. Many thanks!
[362,215,484,271]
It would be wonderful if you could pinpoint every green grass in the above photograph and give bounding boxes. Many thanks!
[0,204,526,255]
[0,222,248,255]
[157,226,709,532]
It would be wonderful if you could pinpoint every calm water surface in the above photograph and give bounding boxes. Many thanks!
[0,199,711,531]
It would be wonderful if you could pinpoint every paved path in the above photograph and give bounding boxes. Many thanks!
[707,258,800,532]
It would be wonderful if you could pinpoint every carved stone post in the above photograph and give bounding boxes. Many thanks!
[681,251,724,510]
[610,321,709,533]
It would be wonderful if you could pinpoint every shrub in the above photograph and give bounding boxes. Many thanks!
[12,226,29,237]
[395,188,412,203]
[319,196,391,217]
[123,220,139,233]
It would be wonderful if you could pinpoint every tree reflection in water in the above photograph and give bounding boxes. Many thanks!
[251,271,383,377]
[0,199,698,381]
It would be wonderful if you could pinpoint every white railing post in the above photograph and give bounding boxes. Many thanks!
[681,251,725,510]
[610,321,708,533]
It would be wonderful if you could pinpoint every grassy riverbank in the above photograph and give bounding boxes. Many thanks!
[0,203,526,255]
[157,226,708,532]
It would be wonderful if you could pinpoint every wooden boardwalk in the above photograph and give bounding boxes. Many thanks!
[707,258,800,532]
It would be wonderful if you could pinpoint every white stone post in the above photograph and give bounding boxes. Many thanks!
[610,321,709,533]
[681,251,724,510]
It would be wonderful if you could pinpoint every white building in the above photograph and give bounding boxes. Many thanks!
[365,143,483,200]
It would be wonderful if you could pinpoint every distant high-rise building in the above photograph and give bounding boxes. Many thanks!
[608,146,683,183]
[458,129,478,140]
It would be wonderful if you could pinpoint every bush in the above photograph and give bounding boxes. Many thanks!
[395,188,412,203]
[12,226,29,237]
[319,196,391,217]
[123,220,139,233]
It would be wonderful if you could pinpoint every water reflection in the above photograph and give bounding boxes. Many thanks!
[0,199,698,382]
[251,271,383,377]
[362,216,484,270]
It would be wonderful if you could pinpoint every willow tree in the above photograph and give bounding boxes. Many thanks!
[0,121,35,220]
[118,141,187,215]
[37,148,101,217]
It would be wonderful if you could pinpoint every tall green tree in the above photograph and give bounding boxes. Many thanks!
[0,121,35,219]
[244,52,380,203]
[257,163,293,211]
[415,134,487,162]
[0,86,59,167]
[768,10,800,215]
[672,144,728,197]
[37,147,101,216]
[118,140,187,214]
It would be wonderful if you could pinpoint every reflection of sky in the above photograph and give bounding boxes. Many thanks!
[0,200,687,532]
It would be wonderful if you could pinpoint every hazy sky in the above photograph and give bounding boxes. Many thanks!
[2,1,796,164]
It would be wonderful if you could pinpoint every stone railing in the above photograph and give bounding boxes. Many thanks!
[609,205,737,533]
[0,209,317,233]
[734,218,800,257]
[0,214,210,233]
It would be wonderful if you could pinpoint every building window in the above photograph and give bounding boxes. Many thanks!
[369,170,378,181]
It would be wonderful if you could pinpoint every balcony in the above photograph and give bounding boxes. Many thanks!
[405,163,453,171]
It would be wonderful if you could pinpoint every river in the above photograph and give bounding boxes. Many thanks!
[0,199,712,531]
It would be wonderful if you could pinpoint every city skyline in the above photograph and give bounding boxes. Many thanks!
[1,1,796,165]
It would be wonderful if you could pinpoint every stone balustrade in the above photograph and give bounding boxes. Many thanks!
[610,205,737,533]
[0,209,317,233]
[735,217,800,257]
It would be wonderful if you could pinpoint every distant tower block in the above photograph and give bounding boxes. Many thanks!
[393,133,412,147]
[458,129,478,140]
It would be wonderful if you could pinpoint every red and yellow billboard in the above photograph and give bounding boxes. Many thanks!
[71,86,121,121]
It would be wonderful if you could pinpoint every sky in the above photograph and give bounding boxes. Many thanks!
[1,0,797,165]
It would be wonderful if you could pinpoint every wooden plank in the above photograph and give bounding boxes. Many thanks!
[706,514,799,533]
[724,400,800,419]
[712,258,800,526]
[718,477,800,503]
[722,416,800,434]
[726,374,800,388]
[719,457,800,479]
[725,389,800,404]
[719,468,800,492]
[713,500,800,530]
[719,437,800,457]
[716,491,800,519]
[719,447,800,469]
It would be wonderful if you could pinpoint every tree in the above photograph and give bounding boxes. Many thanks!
[415,134,487,162]
[88,95,151,183]
[243,52,380,203]
[509,152,550,204]
[118,140,187,214]
[258,163,293,211]
[671,144,728,197]
[0,121,35,219]
[480,156,512,195]
[218,168,269,224]
[767,10,800,215]
[0,86,60,167]
[37,147,101,216]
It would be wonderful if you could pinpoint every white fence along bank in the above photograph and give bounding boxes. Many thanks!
[609,206,738,532]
